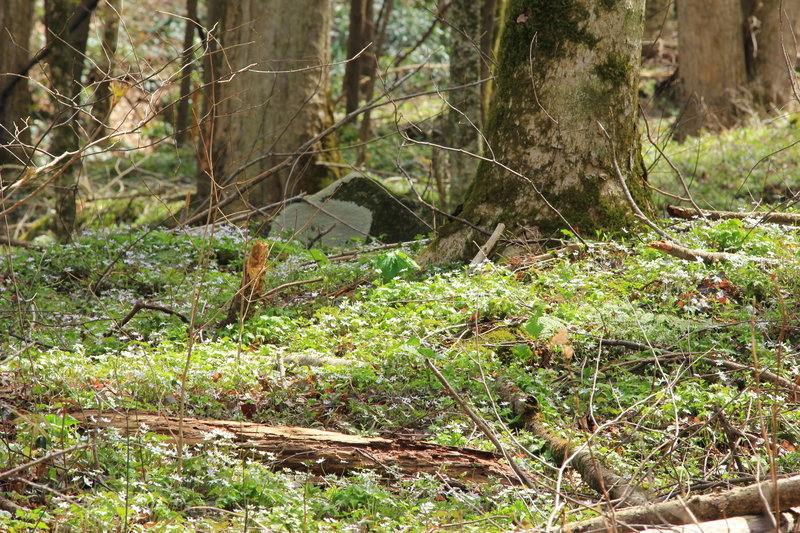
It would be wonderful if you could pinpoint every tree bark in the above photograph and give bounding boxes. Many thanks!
[744,0,799,109]
[343,0,368,114]
[0,0,33,169]
[675,0,747,139]
[175,0,199,147]
[72,410,518,484]
[45,0,92,241]
[89,0,121,138]
[561,474,800,533]
[445,0,484,207]
[644,0,671,40]
[421,0,652,264]
[209,0,333,210]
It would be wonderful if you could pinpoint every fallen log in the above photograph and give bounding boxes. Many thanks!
[667,205,800,226]
[72,410,517,484]
[638,508,800,533]
[559,474,800,533]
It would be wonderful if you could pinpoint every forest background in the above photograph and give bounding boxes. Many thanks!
[1,0,800,531]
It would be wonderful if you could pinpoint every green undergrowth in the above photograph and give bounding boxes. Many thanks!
[2,210,800,530]
[644,115,800,212]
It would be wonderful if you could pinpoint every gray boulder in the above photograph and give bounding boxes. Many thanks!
[270,174,433,248]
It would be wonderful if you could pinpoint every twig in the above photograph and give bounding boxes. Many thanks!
[0,444,90,481]
[424,358,536,489]
[260,277,324,301]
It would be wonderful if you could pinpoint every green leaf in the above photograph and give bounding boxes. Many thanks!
[374,251,420,283]
[524,306,545,338]
[309,248,331,265]
[512,344,533,358]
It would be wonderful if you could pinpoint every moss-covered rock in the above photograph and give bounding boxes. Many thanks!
[270,174,433,247]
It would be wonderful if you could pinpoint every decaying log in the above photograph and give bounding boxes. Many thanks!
[638,508,800,533]
[560,474,800,533]
[667,205,800,226]
[496,377,650,507]
[72,410,517,484]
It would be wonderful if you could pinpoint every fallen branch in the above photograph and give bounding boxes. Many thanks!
[72,410,517,484]
[667,205,800,226]
[471,223,505,265]
[647,240,755,264]
[712,358,798,393]
[113,300,189,333]
[559,473,800,533]
[496,377,649,507]
[0,236,41,249]
[0,444,90,481]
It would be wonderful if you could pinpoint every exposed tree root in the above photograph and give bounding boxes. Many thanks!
[496,377,650,507]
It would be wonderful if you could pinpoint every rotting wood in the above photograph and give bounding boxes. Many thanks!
[638,509,800,533]
[496,377,650,507]
[220,240,270,327]
[668,205,800,226]
[71,410,517,484]
[558,474,800,533]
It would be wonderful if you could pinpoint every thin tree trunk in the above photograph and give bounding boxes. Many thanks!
[343,0,367,114]
[675,0,747,139]
[175,0,199,147]
[195,0,224,209]
[445,0,483,208]
[421,0,652,263]
[89,0,120,138]
[644,0,671,40]
[0,0,34,169]
[45,0,91,241]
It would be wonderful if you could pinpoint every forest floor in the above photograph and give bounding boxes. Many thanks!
[1,117,800,531]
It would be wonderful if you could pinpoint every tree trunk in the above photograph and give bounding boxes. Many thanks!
[195,0,224,209]
[209,0,333,210]
[45,0,91,241]
[0,0,34,169]
[744,0,799,109]
[89,0,120,138]
[421,0,652,264]
[175,0,199,147]
[343,0,368,114]
[445,0,484,208]
[644,0,671,39]
[675,0,747,139]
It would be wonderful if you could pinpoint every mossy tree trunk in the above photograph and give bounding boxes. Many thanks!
[421,0,652,264]
[207,0,332,211]
[0,0,33,169]
[45,0,91,241]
